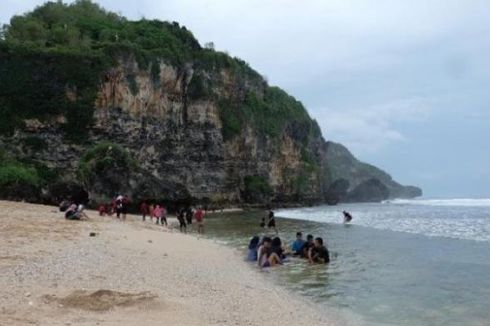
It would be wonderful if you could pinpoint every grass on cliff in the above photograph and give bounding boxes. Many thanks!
[0,164,40,188]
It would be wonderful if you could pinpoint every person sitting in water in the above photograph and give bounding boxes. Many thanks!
[308,237,330,264]
[257,237,282,268]
[246,236,260,261]
[299,234,314,258]
[291,232,306,255]
[271,237,287,260]
[343,210,353,223]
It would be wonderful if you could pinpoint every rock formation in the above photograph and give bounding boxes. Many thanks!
[0,1,421,207]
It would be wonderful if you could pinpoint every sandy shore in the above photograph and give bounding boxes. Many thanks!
[0,201,347,326]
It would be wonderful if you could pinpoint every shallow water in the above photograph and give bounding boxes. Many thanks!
[203,201,490,325]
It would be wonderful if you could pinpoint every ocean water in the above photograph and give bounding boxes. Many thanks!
[203,199,490,325]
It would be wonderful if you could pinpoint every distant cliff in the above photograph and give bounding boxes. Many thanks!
[0,1,421,207]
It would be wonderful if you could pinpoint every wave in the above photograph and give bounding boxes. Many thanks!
[384,198,490,207]
[276,201,490,242]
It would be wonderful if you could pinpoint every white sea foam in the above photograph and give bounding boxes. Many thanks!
[385,198,490,207]
[276,201,490,242]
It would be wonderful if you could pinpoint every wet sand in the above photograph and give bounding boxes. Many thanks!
[0,201,342,325]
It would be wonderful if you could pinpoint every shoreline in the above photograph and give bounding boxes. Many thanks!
[0,200,349,325]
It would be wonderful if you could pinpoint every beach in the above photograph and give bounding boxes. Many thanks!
[0,201,342,326]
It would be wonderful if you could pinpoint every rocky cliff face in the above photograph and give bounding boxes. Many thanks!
[0,2,421,206]
[0,54,421,206]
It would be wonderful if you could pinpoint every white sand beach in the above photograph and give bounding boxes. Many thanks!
[0,201,348,326]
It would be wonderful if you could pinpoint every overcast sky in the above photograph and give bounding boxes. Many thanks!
[2,0,490,198]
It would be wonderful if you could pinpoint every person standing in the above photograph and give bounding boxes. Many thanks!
[121,195,129,221]
[115,195,123,219]
[177,208,187,233]
[160,205,168,226]
[267,210,277,234]
[140,201,149,222]
[185,207,193,225]
[149,203,155,222]
[153,205,163,225]
[194,207,205,234]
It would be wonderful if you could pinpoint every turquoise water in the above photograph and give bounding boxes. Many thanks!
[202,200,490,325]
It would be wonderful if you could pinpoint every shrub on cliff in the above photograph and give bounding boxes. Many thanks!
[243,175,272,204]
[78,142,136,196]
[0,163,40,201]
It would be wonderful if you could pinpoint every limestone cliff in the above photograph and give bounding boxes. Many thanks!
[0,1,421,207]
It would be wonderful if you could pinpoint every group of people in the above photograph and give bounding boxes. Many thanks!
[97,194,130,220]
[138,202,206,234]
[65,194,207,234]
[246,231,330,268]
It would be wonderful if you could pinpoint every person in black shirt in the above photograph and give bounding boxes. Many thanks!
[177,208,187,233]
[267,210,277,234]
[308,237,330,264]
[343,210,353,223]
[299,234,314,258]
[185,208,193,225]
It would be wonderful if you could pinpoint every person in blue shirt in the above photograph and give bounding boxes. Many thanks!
[291,232,306,255]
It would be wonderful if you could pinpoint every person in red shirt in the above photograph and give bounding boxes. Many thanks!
[140,201,149,222]
[194,207,205,234]
[98,204,106,216]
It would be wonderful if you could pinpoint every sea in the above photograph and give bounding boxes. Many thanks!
[202,199,490,325]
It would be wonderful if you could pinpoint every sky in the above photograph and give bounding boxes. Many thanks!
[2,0,489,198]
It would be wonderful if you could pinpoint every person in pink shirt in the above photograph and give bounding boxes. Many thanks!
[153,205,163,225]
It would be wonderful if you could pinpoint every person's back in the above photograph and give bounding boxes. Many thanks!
[246,236,260,262]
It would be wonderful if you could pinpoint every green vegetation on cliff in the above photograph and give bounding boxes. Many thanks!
[0,0,318,147]
[78,142,136,195]
[243,175,273,203]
